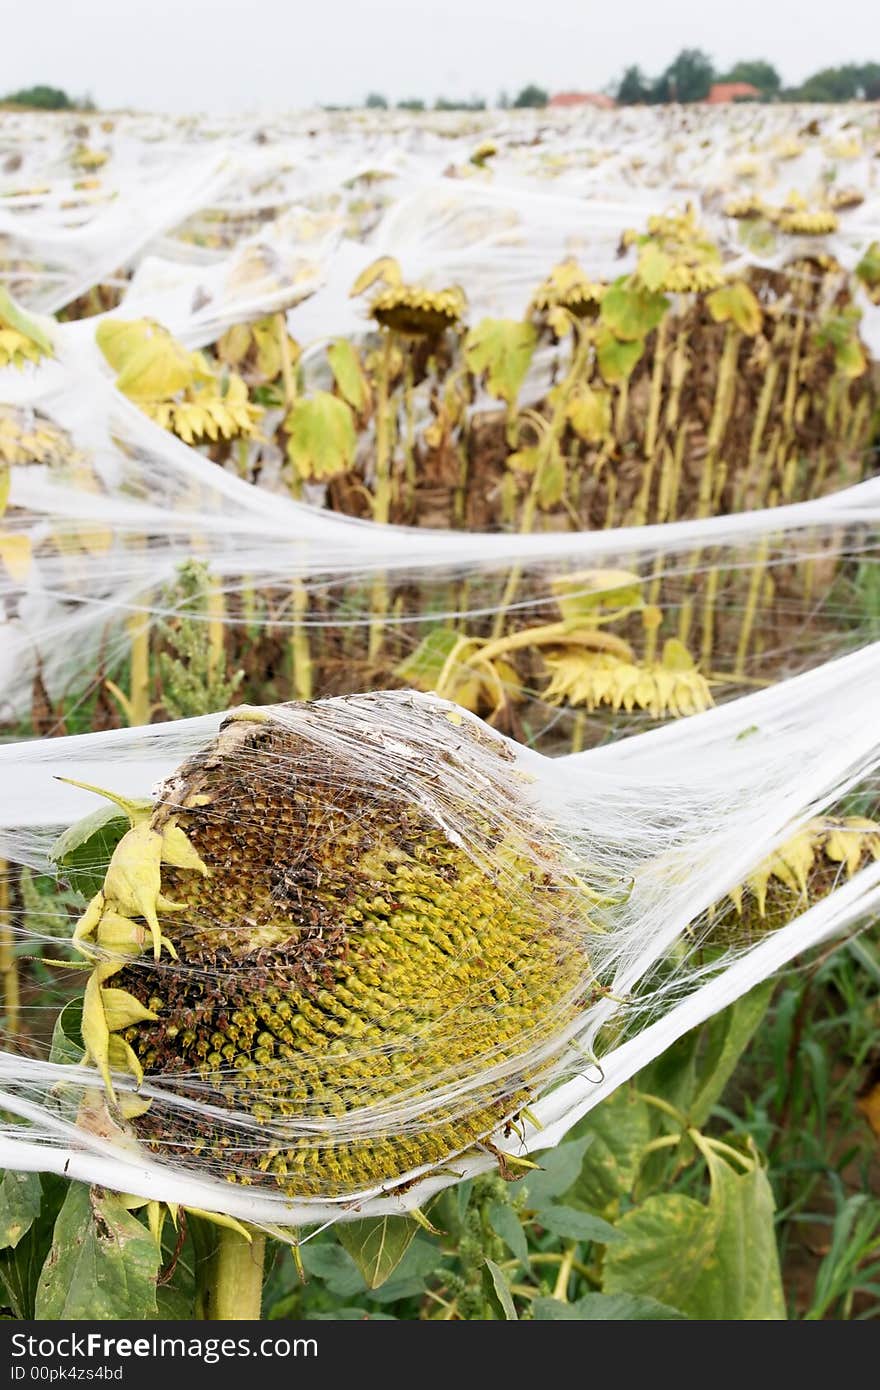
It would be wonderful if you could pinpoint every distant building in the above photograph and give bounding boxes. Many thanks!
[548,91,616,110]
[707,82,761,104]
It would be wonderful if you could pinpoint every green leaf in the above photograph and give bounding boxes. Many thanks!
[518,1133,594,1207]
[463,318,537,407]
[551,568,643,623]
[51,806,131,900]
[488,1201,529,1266]
[96,320,194,402]
[35,1184,160,1320]
[327,339,369,414]
[603,1147,785,1320]
[636,243,672,293]
[336,1216,419,1290]
[299,1238,366,1298]
[367,1236,443,1304]
[0,1175,66,1319]
[0,287,53,357]
[0,1171,43,1251]
[49,999,84,1065]
[285,391,356,480]
[482,1258,518,1319]
[562,1087,653,1217]
[534,1203,623,1245]
[534,1292,686,1320]
[566,386,611,444]
[600,279,668,341]
[395,625,460,690]
[706,282,762,335]
[640,981,774,1128]
[855,241,880,291]
[596,327,645,384]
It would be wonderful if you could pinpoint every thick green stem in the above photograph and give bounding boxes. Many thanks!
[203,1228,266,1321]
[0,861,19,1037]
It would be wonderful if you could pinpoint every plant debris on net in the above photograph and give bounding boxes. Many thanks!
[1,360,879,750]
[0,644,879,1227]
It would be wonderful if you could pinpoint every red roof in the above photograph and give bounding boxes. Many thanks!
[549,91,616,109]
[707,82,761,104]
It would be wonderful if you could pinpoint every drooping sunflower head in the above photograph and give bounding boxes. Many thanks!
[71,694,595,1200]
[370,284,467,336]
[530,260,607,326]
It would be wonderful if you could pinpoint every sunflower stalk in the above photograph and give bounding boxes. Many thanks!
[491,330,591,640]
[202,1226,266,1321]
[0,861,19,1037]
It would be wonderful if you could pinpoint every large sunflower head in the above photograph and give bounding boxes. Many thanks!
[70,694,594,1200]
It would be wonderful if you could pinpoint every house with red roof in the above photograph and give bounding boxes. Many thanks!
[548,92,616,110]
[707,82,761,104]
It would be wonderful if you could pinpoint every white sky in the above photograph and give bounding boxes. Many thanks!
[2,0,873,114]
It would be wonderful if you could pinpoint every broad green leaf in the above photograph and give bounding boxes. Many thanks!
[855,242,880,292]
[0,1174,66,1319]
[482,1257,518,1319]
[0,287,53,357]
[637,243,672,292]
[603,1147,785,1320]
[396,625,461,689]
[35,1184,160,1320]
[706,282,762,335]
[551,569,643,623]
[0,1171,43,1251]
[601,1192,717,1313]
[596,327,645,384]
[49,999,84,1065]
[517,1133,594,1207]
[463,318,537,407]
[566,386,612,444]
[688,981,774,1125]
[299,1238,366,1298]
[327,339,370,414]
[488,1201,529,1266]
[639,981,774,1128]
[834,336,866,379]
[534,1203,622,1245]
[96,320,194,402]
[367,1236,443,1305]
[600,279,668,341]
[51,806,132,900]
[336,1215,419,1289]
[534,1292,686,1320]
[285,391,356,480]
[562,1087,653,1218]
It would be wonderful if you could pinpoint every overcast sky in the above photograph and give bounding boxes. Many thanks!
[1,0,871,113]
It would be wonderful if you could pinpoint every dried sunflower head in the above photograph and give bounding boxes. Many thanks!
[530,260,607,324]
[543,640,713,720]
[71,695,593,1199]
[723,195,768,220]
[370,283,466,336]
[711,815,880,942]
[777,209,839,236]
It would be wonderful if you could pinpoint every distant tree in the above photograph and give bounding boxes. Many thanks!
[4,84,72,110]
[720,60,781,98]
[434,96,487,111]
[364,92,388,109]
[790,63,880,101]
[396,99,425,111]
[655,48,715,103]
[498,90,511,109]
[512,84,548,108]
[617,65,651,104]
